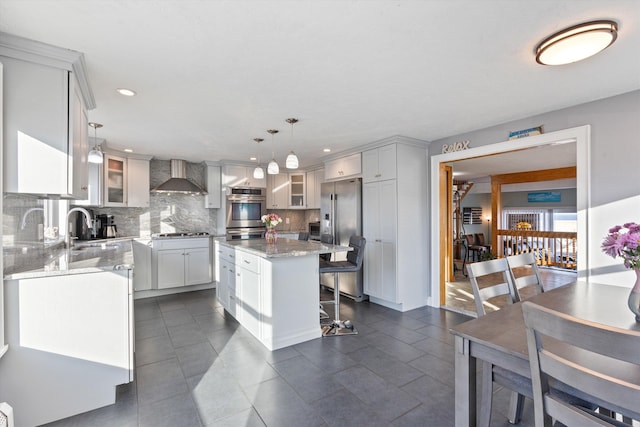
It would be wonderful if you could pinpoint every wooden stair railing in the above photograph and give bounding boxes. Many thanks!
[495,229,577,270]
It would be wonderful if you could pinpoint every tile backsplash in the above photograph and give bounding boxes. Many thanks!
[4,159,324,247]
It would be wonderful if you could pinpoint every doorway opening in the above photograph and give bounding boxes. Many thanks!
[428,126,591,310]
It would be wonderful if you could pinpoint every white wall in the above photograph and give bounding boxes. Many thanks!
[432,90,640,288]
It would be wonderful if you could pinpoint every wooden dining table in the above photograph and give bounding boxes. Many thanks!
[449,281,640,427]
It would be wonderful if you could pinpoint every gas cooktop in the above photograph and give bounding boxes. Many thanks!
[151,232,210,239]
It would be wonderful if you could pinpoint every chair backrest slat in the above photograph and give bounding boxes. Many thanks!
[466,258,518,316]
[506,252,544,299]
[522,301,640,426]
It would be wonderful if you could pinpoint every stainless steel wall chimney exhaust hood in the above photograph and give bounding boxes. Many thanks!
[151,159,207,194]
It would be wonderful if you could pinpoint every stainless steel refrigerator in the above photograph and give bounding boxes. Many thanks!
[320,178,365,301]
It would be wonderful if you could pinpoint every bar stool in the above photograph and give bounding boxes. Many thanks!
[319,233,334,321]
[319,235,366,337]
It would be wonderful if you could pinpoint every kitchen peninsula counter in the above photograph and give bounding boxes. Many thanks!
[215,237,350,350]
[3,237,134,280]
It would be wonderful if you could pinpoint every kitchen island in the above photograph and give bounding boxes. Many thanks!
[215,238,350,350]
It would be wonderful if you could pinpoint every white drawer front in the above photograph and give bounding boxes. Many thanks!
[237,251,260,274]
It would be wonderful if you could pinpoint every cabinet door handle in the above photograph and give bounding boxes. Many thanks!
[244,260,251,264]
[237,272,240,277]
[81,185,88,190]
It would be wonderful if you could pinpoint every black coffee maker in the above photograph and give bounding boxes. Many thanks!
[69,208,95,240]
[95,214,118,239]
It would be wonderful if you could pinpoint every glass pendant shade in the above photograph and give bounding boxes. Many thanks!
[88,122,104,164]
[253,166,265,179]
[286,151,299,169]
[88,148,104,164]
[267,159,279,174]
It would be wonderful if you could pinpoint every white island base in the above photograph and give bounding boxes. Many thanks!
[216,238,348,350]
[260,256,320,349]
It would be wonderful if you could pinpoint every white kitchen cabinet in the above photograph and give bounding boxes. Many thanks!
[1,33,95,199]
[266,173,289,209]
[362,144,397,183]
[104,153,127,206]
[216,242,237,313]
[157,249,186,289]
[0,269,133,427]
[127,157,151,207]
[236,251,261,337]
[324,152,361,181]
[223,164,266,189]
[132,239,153,291]
[305,168,323,209]
[75,151,153,208]
[185,247,212,285]
[361,140,429,312]
[204,161,222,209]
[288,172,306,208]
[363,180,398,302]
[152,238,212,289]
[75,160,103,207]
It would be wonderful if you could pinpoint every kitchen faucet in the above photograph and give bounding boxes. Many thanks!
[20,207,45,230]
[66,207,93,248]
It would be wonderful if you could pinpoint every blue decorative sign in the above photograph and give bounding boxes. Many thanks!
[528,191,561,203]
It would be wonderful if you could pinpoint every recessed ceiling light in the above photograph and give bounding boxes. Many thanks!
[124,148,133,153]
[323,148,331,153]
[535,20,618,65]
[250,157,257,161]
[116,88,137,96]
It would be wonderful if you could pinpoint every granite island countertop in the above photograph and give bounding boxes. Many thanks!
[4,238,135,280]
[217,237,351,259]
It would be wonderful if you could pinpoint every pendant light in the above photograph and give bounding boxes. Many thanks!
[88,122,104,164]
[285,118,299,169]
[253,138,265,179]
[267,129,280,174]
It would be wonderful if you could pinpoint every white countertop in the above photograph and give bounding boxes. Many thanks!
[217,237,351,259]
[4,238,134,280]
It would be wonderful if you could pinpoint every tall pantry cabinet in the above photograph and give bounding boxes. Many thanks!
[362,138,430,312]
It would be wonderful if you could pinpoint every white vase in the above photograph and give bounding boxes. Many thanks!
[627,269,640,322]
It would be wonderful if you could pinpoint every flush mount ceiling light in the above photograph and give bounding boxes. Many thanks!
[285,118,299,169]
[535,20,618,65]
[266,130,280,175]
[87,122,104,164]
[253,138,265,179]
[116,88,137,96]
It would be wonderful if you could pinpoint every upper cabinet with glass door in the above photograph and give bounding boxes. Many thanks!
[289,173,306,209]
[104,154,127,207]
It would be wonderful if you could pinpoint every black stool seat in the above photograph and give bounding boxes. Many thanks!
[319,260,359,272]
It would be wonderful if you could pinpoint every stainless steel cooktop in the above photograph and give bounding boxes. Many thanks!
[151,232,210,239]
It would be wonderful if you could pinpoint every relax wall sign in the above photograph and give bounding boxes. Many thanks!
[441,140,470,154]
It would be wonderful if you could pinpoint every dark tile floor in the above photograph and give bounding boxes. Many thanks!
[44,288,536,427]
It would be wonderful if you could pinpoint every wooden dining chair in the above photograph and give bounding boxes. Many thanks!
[522,301,640,426]
[506,252,544,300]
[466,258,527,426]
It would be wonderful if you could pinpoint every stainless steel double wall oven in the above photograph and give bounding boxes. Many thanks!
[225,187,267,240]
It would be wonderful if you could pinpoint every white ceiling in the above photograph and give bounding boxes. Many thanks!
[1,1,639,168]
